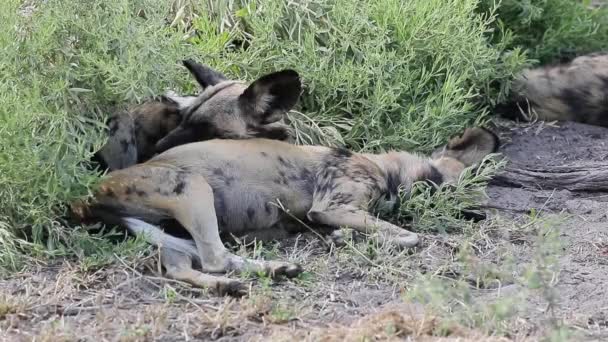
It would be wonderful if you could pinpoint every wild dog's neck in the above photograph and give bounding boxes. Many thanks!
[362,151,443,194]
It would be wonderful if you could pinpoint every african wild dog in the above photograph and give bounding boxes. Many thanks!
[92,59,298,171]
[496,52,608,126]
[72,124,499,296]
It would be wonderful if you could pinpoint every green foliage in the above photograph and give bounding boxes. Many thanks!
[394,155,506,233]
[0,0,197,268]
[1,0,603,268]
[478,0,608,64]
[195,0,525,151]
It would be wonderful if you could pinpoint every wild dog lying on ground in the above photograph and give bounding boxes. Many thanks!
[496,52,608,126]
[92,59,298,171]
[72,126,499,296]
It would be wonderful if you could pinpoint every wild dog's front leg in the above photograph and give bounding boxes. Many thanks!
[307,206,419,249]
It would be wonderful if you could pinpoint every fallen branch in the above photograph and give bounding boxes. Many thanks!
[491,162,608,191]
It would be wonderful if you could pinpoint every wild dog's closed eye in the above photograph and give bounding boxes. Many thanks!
[156,60,302,153]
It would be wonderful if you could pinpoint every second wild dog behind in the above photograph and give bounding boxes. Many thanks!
[72,125,499,296]
[496,52,608,127]
[94,59,298,171]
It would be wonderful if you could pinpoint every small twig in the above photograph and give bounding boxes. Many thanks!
[270,199,331,248]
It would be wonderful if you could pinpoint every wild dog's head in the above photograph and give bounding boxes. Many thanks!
[155,60,302,153]
[93,96,185,171]
[430,127,500,183]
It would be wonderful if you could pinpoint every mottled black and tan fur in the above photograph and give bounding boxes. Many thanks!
[496,52,608,126]
[73,123,499,296]
[93,60,298,170]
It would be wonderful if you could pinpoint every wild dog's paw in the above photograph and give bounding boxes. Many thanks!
[265,261,303,279]
[393,232,419,249]
[214,277,248,297]
[376,230,419,250]
[327,228,363,247]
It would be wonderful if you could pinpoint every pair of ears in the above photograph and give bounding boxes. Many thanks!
[179,59,303,124]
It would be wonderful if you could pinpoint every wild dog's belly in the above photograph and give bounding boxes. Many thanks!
[209,180,314,234]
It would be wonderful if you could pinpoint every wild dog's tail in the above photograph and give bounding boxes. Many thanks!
[429,127,499,184]
[122,217,198,259]
[432,127,499,166]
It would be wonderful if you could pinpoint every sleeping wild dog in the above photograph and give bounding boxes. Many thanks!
[496,52,608,127]
[72,121,499,295]
[93,59,297,171]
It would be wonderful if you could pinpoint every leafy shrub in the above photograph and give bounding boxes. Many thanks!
[0,0,198,268]
[478,0,608,64]
[0,0,529,267]
[193,0,526,151]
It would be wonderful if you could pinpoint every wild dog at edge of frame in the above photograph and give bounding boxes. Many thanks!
[495,51,608,127]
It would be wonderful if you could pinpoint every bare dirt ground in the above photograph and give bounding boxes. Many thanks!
[2,119,608,341]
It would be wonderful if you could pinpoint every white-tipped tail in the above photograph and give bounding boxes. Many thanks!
[122,217,198,258]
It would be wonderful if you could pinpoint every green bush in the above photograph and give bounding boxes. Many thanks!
[194,0,526,151]
[478,0,608,64]
[0,0,533,268]
[0,0,198,269]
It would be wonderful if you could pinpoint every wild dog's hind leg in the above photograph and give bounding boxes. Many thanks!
[166,174,302,278]
[161,247,246,296]
[122,217,245,295]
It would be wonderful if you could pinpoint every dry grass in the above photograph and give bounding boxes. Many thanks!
[0,210,592,341]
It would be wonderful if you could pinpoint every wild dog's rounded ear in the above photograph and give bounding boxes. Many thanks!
[446,127,499,153]
[433,127,500,167]
[238,69,302,124]
[182,59,228,89]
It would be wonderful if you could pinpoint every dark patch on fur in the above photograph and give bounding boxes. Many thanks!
[260,151,268,157]
[560,88,588,122]
[173,175,186,195]
[155,186,171,197]
[277,156,289,167]
[331,147,353,158]
[385,169,401,197]
[330,192,354,206]
[107,117,120,136]
[265,202,273,214]
[214,190,228,228]
[156,122,217,153]
[247,207,255,220]
[125,185,136,196]
[425,165,444,186]
[275,170,289,186]
[120,139,131,153]
[123,185,148,198]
